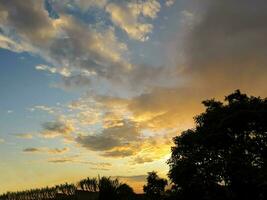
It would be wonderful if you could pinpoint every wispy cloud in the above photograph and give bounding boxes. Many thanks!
[14,133,33,139]
[35,65,71,77]
[23,147,70,154]
[29,105,56,114]
[47,156,76,163]
[47,155,112,170]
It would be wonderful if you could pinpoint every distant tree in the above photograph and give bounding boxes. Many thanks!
[78,179,86,191]
[56,183,76,196]
[117,183,135,200]
[78,177,98,192]
[98,177,121,200]
[143,171,168,200]
[168,90,267,200]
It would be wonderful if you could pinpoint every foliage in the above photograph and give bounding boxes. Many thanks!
[98,176,121,200]
[56,183,76,196]
[78,177,98,192]
[0,176,134,200]
[117,183,135,200]
[0,186,58,200]
[143,171,168,200]
[168,90,267,200]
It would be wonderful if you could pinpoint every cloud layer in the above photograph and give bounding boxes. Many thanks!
[2,0,267,168]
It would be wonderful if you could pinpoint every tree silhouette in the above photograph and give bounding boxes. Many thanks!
[168,90,267,200]
[143,171,168,200]
[117,183,135,200]
[98,176,121,200]
[56,183,76,196]
[78,177,98,192]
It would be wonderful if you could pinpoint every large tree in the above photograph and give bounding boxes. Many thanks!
[168,90,267,200]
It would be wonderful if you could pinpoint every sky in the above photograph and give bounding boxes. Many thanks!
[1,0,267,194]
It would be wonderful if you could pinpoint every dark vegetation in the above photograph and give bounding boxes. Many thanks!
[166,90,267,200]
[0,177,138,200]
[143,172,167,200]
[1,90,266,200]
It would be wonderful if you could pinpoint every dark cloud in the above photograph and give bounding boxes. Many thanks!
[0,0,54,44]
[23,147,69,154]
[126,64,178,92]
[126,0,267,126]
[76,120,140,152]
[48,147,69,154]
[48,159,71,163]
[89,167,110,171]
[184,0,267,95]
[41,119,74,138]
[76,134,121,151]
[23,148,41,153]
[188,0,267,67]
[121,0,267,130]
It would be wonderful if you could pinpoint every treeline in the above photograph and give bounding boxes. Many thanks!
[0,176,136,200]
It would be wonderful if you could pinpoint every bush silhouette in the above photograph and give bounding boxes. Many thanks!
[168,90,267,200]
[143,171,168,200]
[117,183,135,200]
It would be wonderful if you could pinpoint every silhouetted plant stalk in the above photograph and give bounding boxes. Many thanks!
[78,177,98,192]
[56,183,76,196]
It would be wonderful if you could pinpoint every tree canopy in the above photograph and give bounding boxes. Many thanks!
[168,90,267,200]
[143,171,168,200]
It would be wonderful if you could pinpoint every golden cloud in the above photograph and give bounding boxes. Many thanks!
[106,1,160,41]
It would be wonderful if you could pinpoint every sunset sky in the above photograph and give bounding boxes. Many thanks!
[1,0,267,194]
